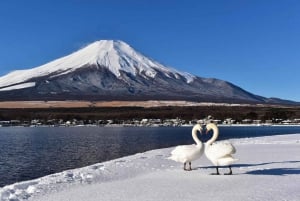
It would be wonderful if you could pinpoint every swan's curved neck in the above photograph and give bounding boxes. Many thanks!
[206,124,219,145]
[192,126,202,146]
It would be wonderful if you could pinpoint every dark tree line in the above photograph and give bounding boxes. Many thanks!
[0,106,300,122]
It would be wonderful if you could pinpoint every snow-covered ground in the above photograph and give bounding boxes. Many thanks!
[1,134,299,201]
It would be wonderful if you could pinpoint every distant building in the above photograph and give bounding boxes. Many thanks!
[242,119,253,124]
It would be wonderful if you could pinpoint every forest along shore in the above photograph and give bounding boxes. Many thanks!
[0,101,300,126]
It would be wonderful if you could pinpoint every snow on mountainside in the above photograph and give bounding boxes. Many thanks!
[0,40,297,104]
[0,40,194,89]
[0,82,36,91]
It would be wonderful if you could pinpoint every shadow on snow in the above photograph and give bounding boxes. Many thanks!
[245,167,300,176]
[196,160,300,176]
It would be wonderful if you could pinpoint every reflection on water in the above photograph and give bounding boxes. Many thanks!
[0,126,300,187]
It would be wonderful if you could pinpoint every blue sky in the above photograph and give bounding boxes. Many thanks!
[0,0,299,101]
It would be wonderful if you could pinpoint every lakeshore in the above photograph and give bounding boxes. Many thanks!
[1,125,300,189]
[1,133,299,201]
[1,101,300,128]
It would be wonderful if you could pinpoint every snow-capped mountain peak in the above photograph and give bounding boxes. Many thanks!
[1,40,294,105]
[0,40,195,88]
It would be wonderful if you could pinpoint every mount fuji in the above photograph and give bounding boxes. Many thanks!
[0,40,295,104]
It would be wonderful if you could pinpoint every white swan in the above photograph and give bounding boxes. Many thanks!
[205,123,238,175]
[168,124,204,171]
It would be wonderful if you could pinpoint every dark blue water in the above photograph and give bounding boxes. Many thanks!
[0,126,300,187]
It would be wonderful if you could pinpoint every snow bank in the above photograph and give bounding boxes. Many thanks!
[1,134,299,201]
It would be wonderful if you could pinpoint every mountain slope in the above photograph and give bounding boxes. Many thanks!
[0,40,194,88]
[0,40,296,104]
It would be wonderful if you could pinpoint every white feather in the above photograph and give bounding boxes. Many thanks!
[205,123,238,167]
[168,124,204,165]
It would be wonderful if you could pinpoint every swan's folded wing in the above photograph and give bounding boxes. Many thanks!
[171,144,196,155]
[207,141,236,158]
[169,144,199,162]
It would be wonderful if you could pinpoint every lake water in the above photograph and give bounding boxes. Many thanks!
[1,125,300,187]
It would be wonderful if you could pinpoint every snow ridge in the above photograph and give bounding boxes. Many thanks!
[0,40,195,89]
[0,82,35,91]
